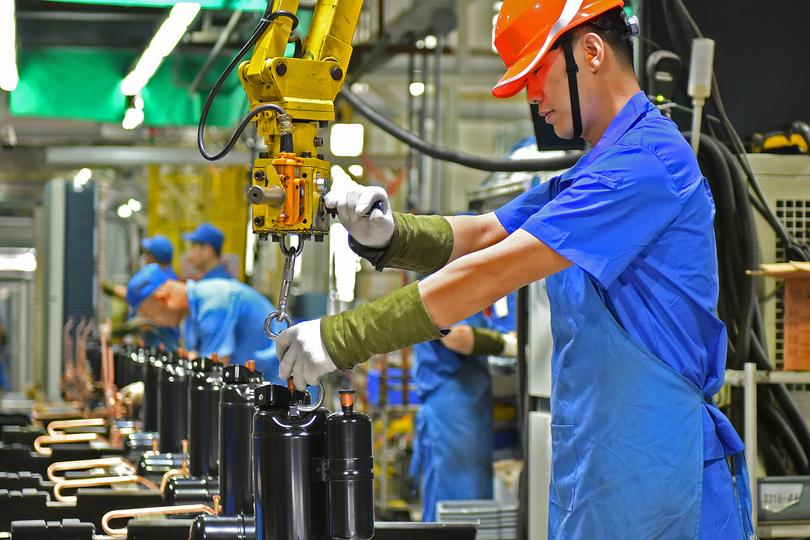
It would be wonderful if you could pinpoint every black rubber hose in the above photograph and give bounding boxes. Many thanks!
[759,422,789,476]
[339,86,584,172]
[197,9,298,161]
[760,400,810,474]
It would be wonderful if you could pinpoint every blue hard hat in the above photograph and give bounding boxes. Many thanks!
[182,223,224,255]
[141,234,173,264]
[126,263,170,311]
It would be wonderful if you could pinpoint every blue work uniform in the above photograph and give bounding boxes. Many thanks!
[410,296,515,522]
[142,265,179,351]
[495,92,752,538]
[201,264,232,280]
[184,279,285,383]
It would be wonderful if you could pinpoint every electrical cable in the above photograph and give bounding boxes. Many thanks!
[340,86,584,173]
[197,8,298,161]
[695,132,810,476]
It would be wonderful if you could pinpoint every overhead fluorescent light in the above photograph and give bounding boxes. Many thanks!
[409,82,425,97]
[0,249,36,273]
[117,204,133,219]
[127,198,142,212]
[348,164,364,177]
[0,0,18,92]
[329,123,365,157]
[120,2,201,96]
[122,106,145,130]
[74,168,92,187]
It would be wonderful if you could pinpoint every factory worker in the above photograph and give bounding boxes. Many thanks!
[183,223,232,280]
[104,234,179,350]
[276,1,752,538]
[141,234,178,279]
[411,294,517,521]
[126,263,284,381]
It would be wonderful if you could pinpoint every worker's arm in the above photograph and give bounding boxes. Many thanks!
[102,281,127,300]
[277,230,568,387]
[327,177,507,273]
[445,213,509,263]
[420,230,570,328]
[441,324,518,357]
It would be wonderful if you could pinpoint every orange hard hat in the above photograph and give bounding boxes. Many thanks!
[492,0,624,99]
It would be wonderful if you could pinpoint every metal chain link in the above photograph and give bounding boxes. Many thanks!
[265,235,304,340]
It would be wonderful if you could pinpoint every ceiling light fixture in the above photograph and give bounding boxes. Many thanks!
[120,2,201,96]
[0,0,19,92]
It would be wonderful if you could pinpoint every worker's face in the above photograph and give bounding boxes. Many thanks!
[527,46,573,139]
[526,32,604,140]
[137,282,186,327]
[186,242,217,270]
[144,253,157,265]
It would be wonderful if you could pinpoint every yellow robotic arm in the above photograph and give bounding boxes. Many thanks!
[198,0,363,335]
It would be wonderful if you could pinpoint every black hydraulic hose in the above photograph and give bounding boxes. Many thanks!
[340,86,584,173]
[759,423,789,476]
[197,9,299,161]
[712,136,757,368]
[760,400,810,474]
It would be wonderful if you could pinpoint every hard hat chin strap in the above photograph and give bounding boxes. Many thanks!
[559,36,583,139]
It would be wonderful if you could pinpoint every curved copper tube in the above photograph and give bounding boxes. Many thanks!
[47,417,107,436]
[53,474,159,503]
[47,457,135,482]
[158,439,189,492]
[101,503,218,537]
[34,433,102,456]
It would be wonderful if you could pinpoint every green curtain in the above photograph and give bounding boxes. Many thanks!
[9,8,313,127]
[45,0,268,11]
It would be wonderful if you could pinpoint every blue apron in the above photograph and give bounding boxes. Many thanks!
[410,356,493,521]
[545,265,753,538]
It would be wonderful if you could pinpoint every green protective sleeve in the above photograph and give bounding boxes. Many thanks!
[350,213,454,274]
[470,327,506,356]
[321,282,446,370]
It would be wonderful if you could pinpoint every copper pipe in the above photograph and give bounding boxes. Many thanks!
[62,318,75,399]
[158,440,190,492]
[53,474,158,503]
[47,457,135,482]
[34,433,102,456]
[47,417,107,436]
[101,503,218,537]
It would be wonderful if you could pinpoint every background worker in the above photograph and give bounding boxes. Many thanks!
[141,234,177,279]
[183,222,232,280]
[274,1,752,537]
[103,234,179,350]
[126,263,284,381]
[411,294,517,521]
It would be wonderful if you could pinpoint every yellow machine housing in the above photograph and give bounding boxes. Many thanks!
[239,0,364,240]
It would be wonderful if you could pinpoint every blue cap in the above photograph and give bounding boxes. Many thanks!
[141,234,173,264]
[126,263,170,311]
[182,223,224,255]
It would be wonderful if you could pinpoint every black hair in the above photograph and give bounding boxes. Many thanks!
[569,7,635,68]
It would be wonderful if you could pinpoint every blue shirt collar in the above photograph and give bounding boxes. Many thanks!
[580,91,653,166]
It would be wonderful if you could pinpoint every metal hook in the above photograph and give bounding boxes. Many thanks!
[265,311,293,340]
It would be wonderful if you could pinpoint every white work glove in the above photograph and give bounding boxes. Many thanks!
[324,177,394,248]
[277,319,339,389]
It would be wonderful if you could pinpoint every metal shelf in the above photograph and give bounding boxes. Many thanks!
[726,366,810,537]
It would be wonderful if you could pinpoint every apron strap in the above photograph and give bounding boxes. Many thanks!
[732,451,755,538]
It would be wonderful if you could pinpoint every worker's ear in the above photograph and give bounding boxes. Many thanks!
[580,32,604,72]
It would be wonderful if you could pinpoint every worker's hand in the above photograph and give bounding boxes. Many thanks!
[277,319,339,389]
[324,177,394,248]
